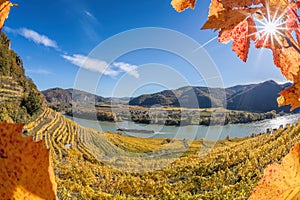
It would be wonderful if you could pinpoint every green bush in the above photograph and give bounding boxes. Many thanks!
[22,90,43,116]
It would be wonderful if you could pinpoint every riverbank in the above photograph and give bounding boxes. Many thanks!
[57,104,279,126]
[66,113,300,140]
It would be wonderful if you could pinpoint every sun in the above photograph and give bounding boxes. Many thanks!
[263,20,280,35]
[256,6,287,46]
[254,5,287,47]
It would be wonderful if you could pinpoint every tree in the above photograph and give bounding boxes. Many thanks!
[22,90,43,116]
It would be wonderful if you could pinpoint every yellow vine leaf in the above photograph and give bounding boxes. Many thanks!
[249,142,300,200]
[0,122,57,200]
[0,0,13,30]
[171,0,196,12]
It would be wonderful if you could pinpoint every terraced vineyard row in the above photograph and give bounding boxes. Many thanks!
[0,76,24,102]
[55,120,300,199]
[24,108,100,160]
[24,108,300,199]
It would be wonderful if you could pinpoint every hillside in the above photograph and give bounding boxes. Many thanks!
[1,28,300,199]
[1,2,300,199]
[226,80,292,112]
[23,107,300,199]
[42,88,110,104]
[42,88,278,126]
[129,80,292,112]
[0,32,44,123]
[43,81,292,113]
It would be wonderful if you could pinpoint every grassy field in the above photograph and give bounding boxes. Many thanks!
[24,108,300,199]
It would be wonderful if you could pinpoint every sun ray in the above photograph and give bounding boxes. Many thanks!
[252,1,289,50]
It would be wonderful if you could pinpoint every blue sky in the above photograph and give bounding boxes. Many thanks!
[3,0,287,97]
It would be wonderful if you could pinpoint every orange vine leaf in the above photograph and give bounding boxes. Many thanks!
[278,75,300,110]
[0,0,14,30]
[219,17,257,62]
[171,0,196,12]
[0,122,57,200]
[208,0,225,17]
[220,0,253,8]
[272,45,300,82]
[172,0,300,110]
[249,142,300,200]
[202,9,251,30]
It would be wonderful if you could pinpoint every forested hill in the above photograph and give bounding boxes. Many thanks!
[129,80,293,113]
[42,88,111,105]
[0,31,44,123]
[43,80,292,113]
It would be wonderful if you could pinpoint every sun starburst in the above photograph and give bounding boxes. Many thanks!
[254,4,288,48]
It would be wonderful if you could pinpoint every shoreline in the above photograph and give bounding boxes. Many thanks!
[63,111,279,127]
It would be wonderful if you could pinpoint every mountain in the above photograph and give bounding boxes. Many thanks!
[226,80,291,112]
[2,28,300,200]
[129,80,293,113]
[43,80,292,113]
[43,80,293,113]
[42,88,110,104]
[129,86,226,108]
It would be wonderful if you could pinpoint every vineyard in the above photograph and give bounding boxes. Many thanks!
[0,76,23,102]
[24,108,98,162]
[0,0,299,198]
[24,108,300,199]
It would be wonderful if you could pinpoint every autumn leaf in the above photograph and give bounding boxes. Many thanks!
[286,4,300,44]
[220,0,253,8]
[208,0,225,17]
[278,74,300,110]
[0,122,57,199]
[0,0,14,30]
[218,17,257,62]
[272,45,300,81]
[296,26,300,44]
[177,0,300,109]
[249,142,300,199]
[253,0,263,5]
[202,9,250,30]
[171,0,196,12]
[256,35,300,103]
[264,0,289,12]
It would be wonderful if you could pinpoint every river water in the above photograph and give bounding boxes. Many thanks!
[67,114,300,140]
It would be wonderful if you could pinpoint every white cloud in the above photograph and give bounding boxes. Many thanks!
[62,54,119,76]
[62,54,139,78]
[4,27,58,49]
[113,62,139,78]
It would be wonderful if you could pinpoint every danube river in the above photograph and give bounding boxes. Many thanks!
[67,114,300,140]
